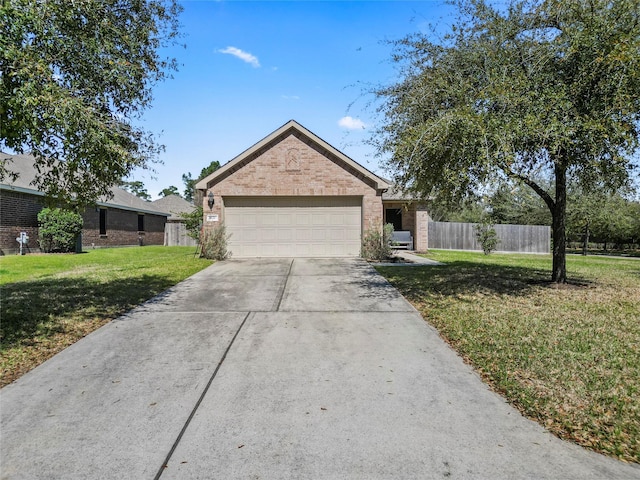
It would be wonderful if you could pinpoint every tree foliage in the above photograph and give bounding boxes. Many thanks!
[474,218,500,255]
[120,180,151,201]
[182,205,203,241]
[37,207,83,253]
[158,185,180,198]
[182,160,221,203]
[372,0,640,282]
[0,0,182,206]
[566,189,640,249]
[488,179,551,225]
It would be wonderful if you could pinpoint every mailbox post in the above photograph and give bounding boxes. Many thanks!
[16,232,29,255]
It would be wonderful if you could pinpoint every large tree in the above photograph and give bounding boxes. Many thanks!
[0,0,182,206]
[372,0,640,282]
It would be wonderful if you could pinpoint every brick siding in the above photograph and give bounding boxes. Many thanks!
[202,131,383,233]
[414,207,430,252]
[82,208,165,248]
[0,189,166,254]
[0,190,43,254]
[382,201,429,251]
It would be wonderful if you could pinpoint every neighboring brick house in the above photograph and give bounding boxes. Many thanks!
[195,120,428,257]
[0,153,169,254]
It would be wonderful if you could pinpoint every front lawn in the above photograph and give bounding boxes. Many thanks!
[0,246,213,387]
[377,250,640,463]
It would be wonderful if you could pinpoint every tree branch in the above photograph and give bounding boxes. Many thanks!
[503,166,555,212]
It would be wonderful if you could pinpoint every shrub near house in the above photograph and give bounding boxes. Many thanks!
[38,208,83,253]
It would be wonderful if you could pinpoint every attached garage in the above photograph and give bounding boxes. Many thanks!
[196,120,390,258]
[224,196,362,257]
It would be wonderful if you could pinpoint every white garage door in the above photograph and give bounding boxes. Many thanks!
[224,196,362,257]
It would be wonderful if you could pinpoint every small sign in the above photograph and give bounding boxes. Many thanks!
[206,214,219,222]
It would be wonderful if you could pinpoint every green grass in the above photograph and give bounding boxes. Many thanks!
[377,250,640,463]
[0,247,213,387]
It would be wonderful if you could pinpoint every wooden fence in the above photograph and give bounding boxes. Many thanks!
[164,221,198,247]
[428,221,550,253]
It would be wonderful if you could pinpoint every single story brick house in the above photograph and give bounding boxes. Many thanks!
[0,153,169,255]
[195,120,429,257]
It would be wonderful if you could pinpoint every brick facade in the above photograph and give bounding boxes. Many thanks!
[414,206,430,252]
[202,130,384,235]
[0,190,43,254]
[382,201,429,251]
[0,189,166,254]
[82,208,165,248]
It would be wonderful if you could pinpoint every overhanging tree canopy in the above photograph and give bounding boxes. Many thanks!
[372,0,640,282]
[0,0,182,206]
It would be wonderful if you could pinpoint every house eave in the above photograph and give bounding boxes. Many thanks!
[0,184,169,217]
[0,183,47,197]
[97,202,170,217]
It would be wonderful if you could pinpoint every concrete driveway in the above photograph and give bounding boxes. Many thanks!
[1,258,637,479]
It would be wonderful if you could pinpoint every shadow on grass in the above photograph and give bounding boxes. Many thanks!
[0,275,176,350]
[376,260,590,301]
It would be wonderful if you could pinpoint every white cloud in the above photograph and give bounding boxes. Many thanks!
[218,46,260,68]
[338,116,367,130]
[281,95,300,101]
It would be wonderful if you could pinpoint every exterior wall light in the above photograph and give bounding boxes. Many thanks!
[207,191,215,210]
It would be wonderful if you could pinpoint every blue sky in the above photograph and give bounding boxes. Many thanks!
[136,0,454,199]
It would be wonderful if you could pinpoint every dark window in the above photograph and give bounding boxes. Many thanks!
[138,214,144,232]
[99,209,107,235]
[386,208,402,231]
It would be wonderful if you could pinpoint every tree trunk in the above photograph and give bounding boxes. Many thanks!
[582,221,589,256]
[551,163,567,283]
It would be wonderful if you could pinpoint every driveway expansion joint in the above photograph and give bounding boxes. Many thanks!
[153,311,253,480]
[273,258,294,312]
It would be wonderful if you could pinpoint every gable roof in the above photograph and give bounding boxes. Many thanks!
[152,194,196,220]
[0,152,169,217]
[195,120,390,191]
